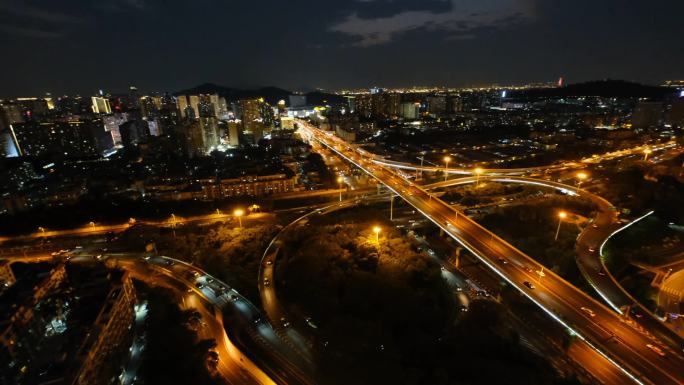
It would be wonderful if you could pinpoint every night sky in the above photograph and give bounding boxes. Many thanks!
[1,0,683,96]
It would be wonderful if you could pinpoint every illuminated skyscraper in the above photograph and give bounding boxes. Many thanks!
[91,97,112,114]
[177,95,189,119]
[188,95,200,119]
[199,116,219,151]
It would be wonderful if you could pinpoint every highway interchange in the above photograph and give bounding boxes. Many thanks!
[1,122,683,385]
[297,119,684,385]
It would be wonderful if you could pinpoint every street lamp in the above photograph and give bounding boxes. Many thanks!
[337,176,345,202]
[234,209,244,228]
[443,156,452,182]
[373,226,381,244]
[576,172,588,191]
[474,168,484,187]
[555,211,567,241]
[643,148,652,161]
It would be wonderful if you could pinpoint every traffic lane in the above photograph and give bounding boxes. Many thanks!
[303,124,684,384]
[128,256,314,384]
[374,159,684,385]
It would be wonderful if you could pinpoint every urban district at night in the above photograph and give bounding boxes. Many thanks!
[1,1,684,385]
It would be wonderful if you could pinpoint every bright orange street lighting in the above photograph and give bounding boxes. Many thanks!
[643,148,653,161]
[474,167,484,186]
[443,156,452,182]
[372,226,382,244]
[337,176,345,202]
[576,172,588,191]
[555,211,567,241]
[234,209,245,228]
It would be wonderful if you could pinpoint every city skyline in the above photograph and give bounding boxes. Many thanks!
[1,0,684,96]
[2,3,684,385]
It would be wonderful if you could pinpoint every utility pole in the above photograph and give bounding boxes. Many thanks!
[390,195,395,221]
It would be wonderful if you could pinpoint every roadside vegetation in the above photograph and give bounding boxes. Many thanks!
[478,195,597,287]
[120,220,279,303]
[276,205,580,385]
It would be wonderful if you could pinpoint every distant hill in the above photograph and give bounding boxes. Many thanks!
[175,83,345,106]
[509,79,675,99]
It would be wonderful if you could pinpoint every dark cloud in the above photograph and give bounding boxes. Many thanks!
[0,0,682,96]
[330,0,536,46]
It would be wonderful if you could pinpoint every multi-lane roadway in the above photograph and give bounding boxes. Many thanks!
[298,120,684,385]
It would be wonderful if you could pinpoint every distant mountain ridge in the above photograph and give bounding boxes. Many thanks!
[175,83,345,106]
[509,79,675,99]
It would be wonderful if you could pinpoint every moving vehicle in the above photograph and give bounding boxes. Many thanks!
[523,281,535,289]
[646,344,666,357]
[580,307,596,317]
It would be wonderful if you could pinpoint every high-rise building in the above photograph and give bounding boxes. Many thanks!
[426,96,447,116]
[344,96,356,114]
[199,116,219,151]
[139,96,158,119]
[632,101,664,128]
[16,98,50,117]
[1,104,24,125]
[371,92,401,119]
[217,97,229,118]
[11,119,114,157]
[209,94,220,116]
[356,95,372,118]
[182,121,204,158]
[239,99,262,123]
[198,97,216,118]
[103,113,129,146]
[119,120,149,150]
[188,95,200,119]
[400,102,420,120]
[183,105,196,120]
[177,95,189,119]
[227,121,241,146]
[91,97,112,114]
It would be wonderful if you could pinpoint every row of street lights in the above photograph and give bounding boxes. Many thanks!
[442,156,484,185]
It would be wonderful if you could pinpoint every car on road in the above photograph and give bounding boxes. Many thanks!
[305,317,318,329]
[497,257,508,264]
[580,307,596,317]
[646,344,666,357]
[523,281,535,289]
[266,260,273,266]
[588,247,596,252]
[264,278,270,286]
[281,317,290,328]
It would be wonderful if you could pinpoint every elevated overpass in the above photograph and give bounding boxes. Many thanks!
[298,120,684,385]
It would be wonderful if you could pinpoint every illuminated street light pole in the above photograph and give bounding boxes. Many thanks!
[234,209,244,228]
[337,176,345,202]
[443,156,451,182]
[576,172,588,192]
[643,148,652,161]
[373,226,381,245]
[474,168,484,187]
[417,153,426,180]
[555,211,567,241]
